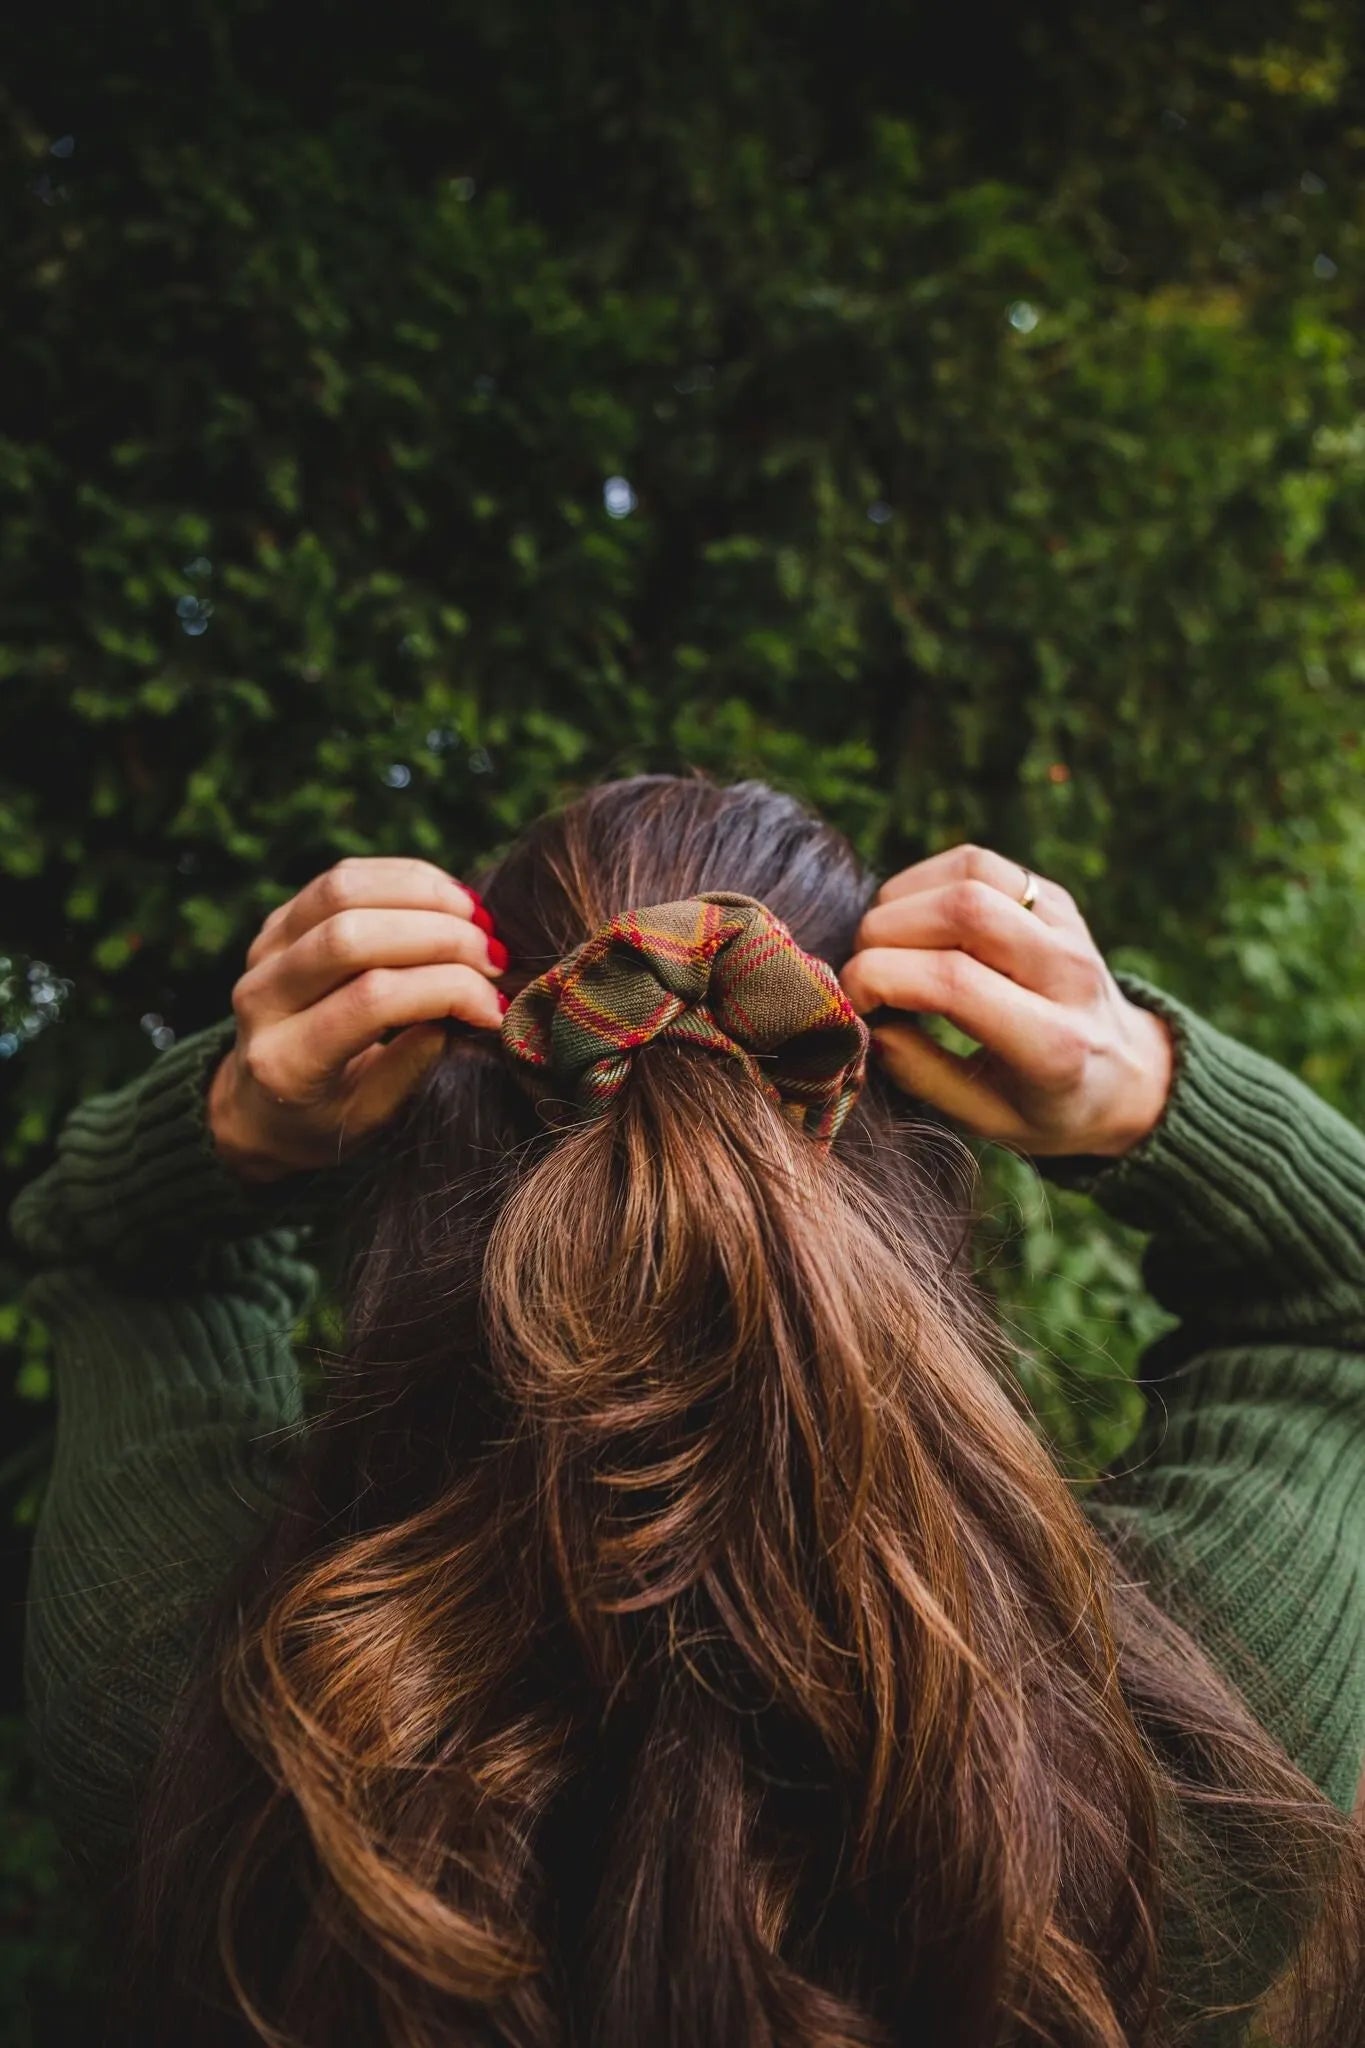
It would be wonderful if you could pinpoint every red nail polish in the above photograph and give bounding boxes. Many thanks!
[487,936,509,970]
[471,904,496,936]
[496,990,510,1015]
[465,887,485,909]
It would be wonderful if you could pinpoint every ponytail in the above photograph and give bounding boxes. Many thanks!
[120,775,1365,2048]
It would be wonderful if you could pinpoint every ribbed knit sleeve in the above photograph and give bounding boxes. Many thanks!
[1045,972,1365,2039]
[12,983,1365,2038]
[1045,971,1365,1811]
[8,1013,345,1268]
[7,1016,358,1892]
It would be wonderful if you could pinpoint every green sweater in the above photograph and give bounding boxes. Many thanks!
[8,973,1365,2043]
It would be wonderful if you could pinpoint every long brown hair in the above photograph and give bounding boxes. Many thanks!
[114,772,1365,2046]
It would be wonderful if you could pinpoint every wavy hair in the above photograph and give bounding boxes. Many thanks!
[115,773,1365,2046]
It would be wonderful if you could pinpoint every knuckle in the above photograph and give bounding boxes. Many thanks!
[239,1037,281,1096]
[346,966,391,1018]
[948,878,995,936]
[936,949,971,1004]
[956,843,992,881]
[320,862,361,912]
[320,909,365,965]
[230,968,261,1020]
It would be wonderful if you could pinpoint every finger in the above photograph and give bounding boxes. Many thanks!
[246,858,482,969]
[241,908,504,1022]
[853,880,1100,1005]
[871,1020,1035,1145]
[251,962,506,1099]
[839,946,1088,1090]
[873,844,1086,934]
[337,1022,453,1132]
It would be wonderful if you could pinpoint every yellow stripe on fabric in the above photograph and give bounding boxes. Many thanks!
[500,890,869,1147]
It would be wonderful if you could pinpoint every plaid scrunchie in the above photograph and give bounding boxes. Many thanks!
[500,890,869,1148]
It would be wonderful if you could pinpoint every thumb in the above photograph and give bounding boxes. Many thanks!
[872,1020,1029,1144]
[343,1021,451,1135]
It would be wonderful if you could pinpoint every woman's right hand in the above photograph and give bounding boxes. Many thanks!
[207,856,508,1183]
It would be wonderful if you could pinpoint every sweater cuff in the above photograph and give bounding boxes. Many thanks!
[1034,973,1196,1212]
[1037,971,1365,1272]
[7,1015,355,1271]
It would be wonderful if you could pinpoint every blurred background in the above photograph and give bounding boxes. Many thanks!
[3,1,1365,2037]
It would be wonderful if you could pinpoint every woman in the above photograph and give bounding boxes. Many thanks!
[11,771,1365,2047]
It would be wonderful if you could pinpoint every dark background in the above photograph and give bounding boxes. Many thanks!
[4,3,1365,2037]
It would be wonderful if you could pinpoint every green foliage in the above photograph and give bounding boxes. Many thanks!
[0,1718,107,2045]
[3,3,1365,2035]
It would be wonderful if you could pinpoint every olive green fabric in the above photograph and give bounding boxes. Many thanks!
[501,890,869,1146]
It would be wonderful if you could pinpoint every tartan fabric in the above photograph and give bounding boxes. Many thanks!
[500,891,870,1148]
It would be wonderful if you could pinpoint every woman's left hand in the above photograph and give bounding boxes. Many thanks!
[838,843,1175,1158]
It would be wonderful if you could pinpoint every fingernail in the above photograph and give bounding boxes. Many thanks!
[487,936,509,971]
[496,990,510,1015]
[471,904,496,936]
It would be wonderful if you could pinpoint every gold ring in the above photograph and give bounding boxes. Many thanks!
[1018,866,1039,913]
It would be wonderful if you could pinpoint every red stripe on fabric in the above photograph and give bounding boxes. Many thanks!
[725,926,787,975]
[502,891,866,1151]
[503,1036,551,1064]
[555,982,683,1043]
[726,925,842,1003]
[627,907,733,963]
[718,928,850,1040]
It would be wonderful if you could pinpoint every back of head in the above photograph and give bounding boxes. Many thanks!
[122,774,1365,2048]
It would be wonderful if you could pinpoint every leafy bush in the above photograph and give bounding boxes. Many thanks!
[4,2,1365,2036]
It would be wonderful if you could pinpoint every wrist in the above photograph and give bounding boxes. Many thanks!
[1091,1006,1177,1158]
[206,1052,292,1185]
